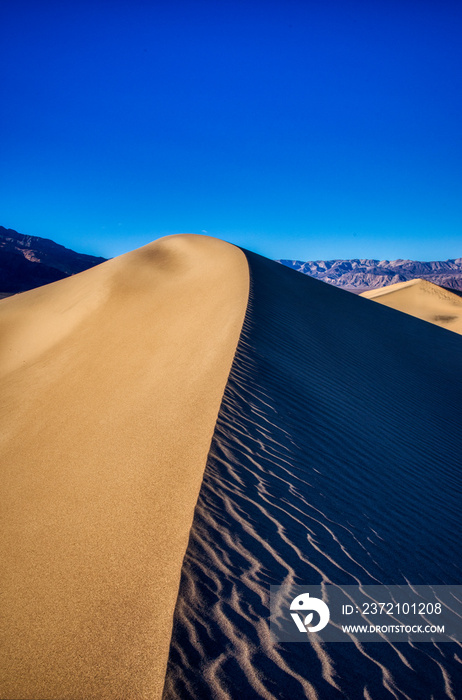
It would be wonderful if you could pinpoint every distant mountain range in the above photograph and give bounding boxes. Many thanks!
[278,258,462,293]
[0,226,107,297]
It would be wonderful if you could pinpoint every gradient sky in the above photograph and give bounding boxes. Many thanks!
[1,0,461,261]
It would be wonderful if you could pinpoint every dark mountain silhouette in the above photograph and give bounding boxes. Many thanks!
[0,226,107,297]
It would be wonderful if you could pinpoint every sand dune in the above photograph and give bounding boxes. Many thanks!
[164,251,462,699]
[0,235,249,699]
[2,237,461,699]
[361,278,462,335]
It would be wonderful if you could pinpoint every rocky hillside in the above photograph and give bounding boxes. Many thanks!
[278,258,462,293]
[0,227,107,297]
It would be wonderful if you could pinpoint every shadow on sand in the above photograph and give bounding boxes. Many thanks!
[164,251,462,699]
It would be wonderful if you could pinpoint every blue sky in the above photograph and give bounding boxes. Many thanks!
[1,0,461,261]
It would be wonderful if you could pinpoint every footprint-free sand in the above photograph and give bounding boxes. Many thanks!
[2,237,461,699]
[361,277,462,334]
[0,235,248,699]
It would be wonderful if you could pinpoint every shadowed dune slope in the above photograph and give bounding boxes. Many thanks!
[0,235,249,700]
[361,278,462,335]
[164,251,462,700]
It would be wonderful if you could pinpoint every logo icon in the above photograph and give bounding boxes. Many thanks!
[290,592,330,633]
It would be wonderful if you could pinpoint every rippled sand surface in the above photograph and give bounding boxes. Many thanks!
[1,238,461,699]
[164,250,462,699]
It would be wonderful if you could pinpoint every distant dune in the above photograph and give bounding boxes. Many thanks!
[1,237,461,700]
[361,278,462,335]
[0,235,248,699]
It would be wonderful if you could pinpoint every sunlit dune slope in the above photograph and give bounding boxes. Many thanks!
[0,235,249,700]
[164,250,462,700]
[361,278,462,334]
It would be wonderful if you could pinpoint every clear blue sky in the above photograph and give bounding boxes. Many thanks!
[1,0,461,261]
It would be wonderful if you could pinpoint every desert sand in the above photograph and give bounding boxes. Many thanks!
[164,251,462,699]
[2,238,462,700]
[0,235,248,699]
[361,278,462,335]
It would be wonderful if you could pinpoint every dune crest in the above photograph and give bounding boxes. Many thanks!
[0,234,249,700]
[361,278,462,334]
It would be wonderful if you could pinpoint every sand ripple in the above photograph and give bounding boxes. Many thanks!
[163,250,462,699]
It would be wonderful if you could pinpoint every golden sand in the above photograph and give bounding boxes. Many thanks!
[361,278,462,335]
[0,234,249,699]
